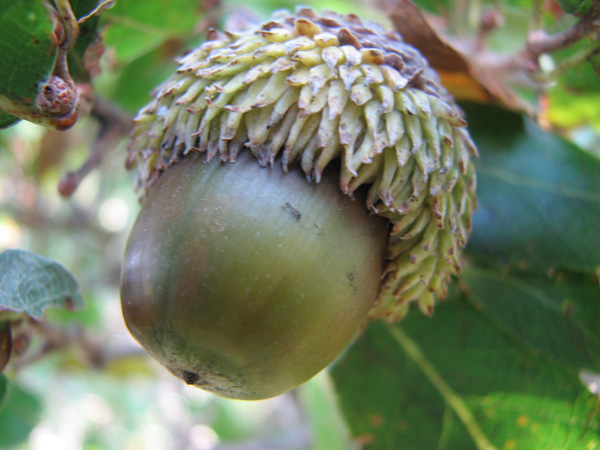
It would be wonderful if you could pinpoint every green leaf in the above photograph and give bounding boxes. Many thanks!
[70,0,113,18]
[557,51,600,94]
[111,45,178,112]
[0,0,58,103]
[332,103,600,449]
[0,0,83,130]
[0,112,19,130]
[297,372,355,450]
[0,382,43,449]
[0,375,7,410]
[0,249,84,320]
[101,0,203,63]
[0,322,11,374]
[544,35,600,130]
[462,268,600,372]
[556,0,592,15]
[547,89,600,132]
[331,291,600,450]
[463,103,600,275]
[67,0,106,82]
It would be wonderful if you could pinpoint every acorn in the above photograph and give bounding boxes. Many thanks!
[121,8,477,400]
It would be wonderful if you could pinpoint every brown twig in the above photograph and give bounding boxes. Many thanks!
[8,318,146,372]
[525,11,599,60]
[9,319,104,370]
[0,323,12,373]
[477,5,600,93]
[58,97,132,197]
[195,0,223,34]
[475,9,504,52]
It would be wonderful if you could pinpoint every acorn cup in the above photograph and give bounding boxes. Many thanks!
[121,8,477,400]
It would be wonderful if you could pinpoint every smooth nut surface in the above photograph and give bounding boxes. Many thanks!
[121,152,388,400]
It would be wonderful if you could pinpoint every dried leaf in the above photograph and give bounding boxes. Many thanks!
[383,0,532,114]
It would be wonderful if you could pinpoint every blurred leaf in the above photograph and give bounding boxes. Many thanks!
[111,44,179,112]
[71,0,115,19]
[298,371,355,450]
[0,112,19,129]
[589,48,600,78]
[101,0,204,63]
[0,382,43,449]
[547,44,600,130]
[407,0,452,14]
[545,30,600,129]
[385,0,533,113]
[67,0,107,82]
[463,103,600,275]
[0,323,11,373]
[0,375,7,410]
[556,0,593,15]
[225,0,348,18]
[0,249,84,320]
[558,52,600,93]
[44,293,101,328]
[331,289,600,450]
[547,89,600,131]
[103,353,157,379]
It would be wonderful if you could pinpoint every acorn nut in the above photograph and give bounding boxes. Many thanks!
[121,8,477,400]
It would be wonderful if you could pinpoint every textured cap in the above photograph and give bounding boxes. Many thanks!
[127,7,478,321]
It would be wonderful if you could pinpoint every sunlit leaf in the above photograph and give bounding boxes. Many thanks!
[545,34,600,129]
[0,249,84,320]
[101,0,205,63]
[332,290,600,450]
[0,0,108,129]
[297,372,355,450]
[547,88,600,132]
[0,0,58,129]
[0,0,58,103]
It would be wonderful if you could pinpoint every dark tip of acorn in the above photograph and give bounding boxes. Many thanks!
[181,370,200,385]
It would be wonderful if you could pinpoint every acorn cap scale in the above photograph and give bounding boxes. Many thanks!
[127,7,477,321]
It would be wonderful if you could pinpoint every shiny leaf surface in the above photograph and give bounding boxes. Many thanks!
[465,103,600,274]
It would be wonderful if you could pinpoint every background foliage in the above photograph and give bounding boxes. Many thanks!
[0,0,599,449]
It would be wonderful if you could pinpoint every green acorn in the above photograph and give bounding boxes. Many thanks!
[121,7,477,400]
